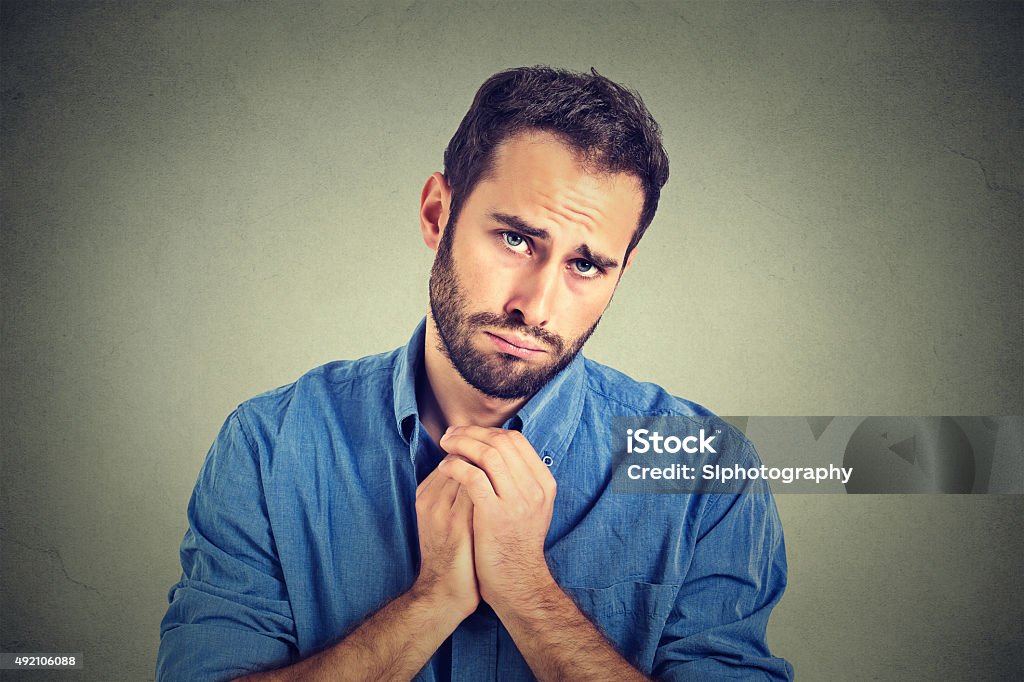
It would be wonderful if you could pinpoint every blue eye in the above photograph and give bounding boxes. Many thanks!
[501,232,529,253]
[572,259,601,278]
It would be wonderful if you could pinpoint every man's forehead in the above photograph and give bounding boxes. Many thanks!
[475,130,644,244]
[489,130,641,189]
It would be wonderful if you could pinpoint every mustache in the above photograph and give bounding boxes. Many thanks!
[465,312,565,354]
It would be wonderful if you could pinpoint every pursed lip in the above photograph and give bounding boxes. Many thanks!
[485,330,547,353]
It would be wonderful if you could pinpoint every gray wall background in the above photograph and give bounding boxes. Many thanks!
[2,1,1021,680]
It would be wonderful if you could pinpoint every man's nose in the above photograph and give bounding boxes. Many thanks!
[504,262,560,329]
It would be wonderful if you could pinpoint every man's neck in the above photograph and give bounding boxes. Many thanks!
[417,317,528,445]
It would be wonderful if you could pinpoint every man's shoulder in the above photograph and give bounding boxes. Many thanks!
[581,356,715,419]
[233,346,402,431]
[580,357,767,477]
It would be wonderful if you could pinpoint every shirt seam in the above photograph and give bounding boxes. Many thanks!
[229,404,295,611]
[322,361,396,388]
[584,383,690,418]
[233,406,261,455]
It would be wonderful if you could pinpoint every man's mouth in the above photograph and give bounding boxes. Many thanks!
[484,331,547,359]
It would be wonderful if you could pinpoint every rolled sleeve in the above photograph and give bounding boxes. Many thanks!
[654,463,794,680]
[157,409,297,681]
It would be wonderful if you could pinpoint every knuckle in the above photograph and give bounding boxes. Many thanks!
[494,430,515,445]
[481,447,502,468]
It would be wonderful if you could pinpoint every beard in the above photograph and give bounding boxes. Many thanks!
[428,220,601,400]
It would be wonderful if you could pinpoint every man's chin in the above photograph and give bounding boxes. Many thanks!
[461,359,559,400]
[486,350,558,375]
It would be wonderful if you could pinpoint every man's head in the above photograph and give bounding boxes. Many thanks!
[443,66,669,262]
[420,67,669,401]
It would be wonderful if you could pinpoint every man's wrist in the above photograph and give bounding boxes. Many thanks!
[489,576,652,682]
[487,571,563,627]
[406,579,478,626]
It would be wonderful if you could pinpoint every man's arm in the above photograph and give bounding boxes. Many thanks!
[158,409,479,681]
[438,426,649,681]
[158,411,298,681]
[491,577,650,681]
[650,472,793,680]
[232,585,465,681]
[234,471,480,681]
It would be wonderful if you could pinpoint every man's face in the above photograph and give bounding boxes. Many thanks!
[428,130,644,400]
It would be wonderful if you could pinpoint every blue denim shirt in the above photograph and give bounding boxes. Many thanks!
[157,319,793,681]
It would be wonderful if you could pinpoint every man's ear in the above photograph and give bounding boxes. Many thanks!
[420,172,452,251]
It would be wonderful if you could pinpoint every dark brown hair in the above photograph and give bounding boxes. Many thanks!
[443,66,670,259]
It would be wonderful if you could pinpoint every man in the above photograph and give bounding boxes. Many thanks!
[157,66,793,681]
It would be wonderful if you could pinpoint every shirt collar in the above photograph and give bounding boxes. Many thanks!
[392,317,587,470]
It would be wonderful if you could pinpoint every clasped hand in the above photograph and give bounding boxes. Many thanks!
[412,425,557,618]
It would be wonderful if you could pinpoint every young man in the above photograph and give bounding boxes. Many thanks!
[157,66,793,681]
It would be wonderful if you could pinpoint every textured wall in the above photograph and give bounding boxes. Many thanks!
[2,1,1021,680]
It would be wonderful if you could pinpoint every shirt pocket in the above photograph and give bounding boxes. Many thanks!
[561,580,679,673]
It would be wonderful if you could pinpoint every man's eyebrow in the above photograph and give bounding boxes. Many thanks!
[490,212,550,240]
[575,243,620,270]
[490,211,621,270]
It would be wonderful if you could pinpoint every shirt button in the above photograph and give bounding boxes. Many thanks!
[541,454,554,467]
